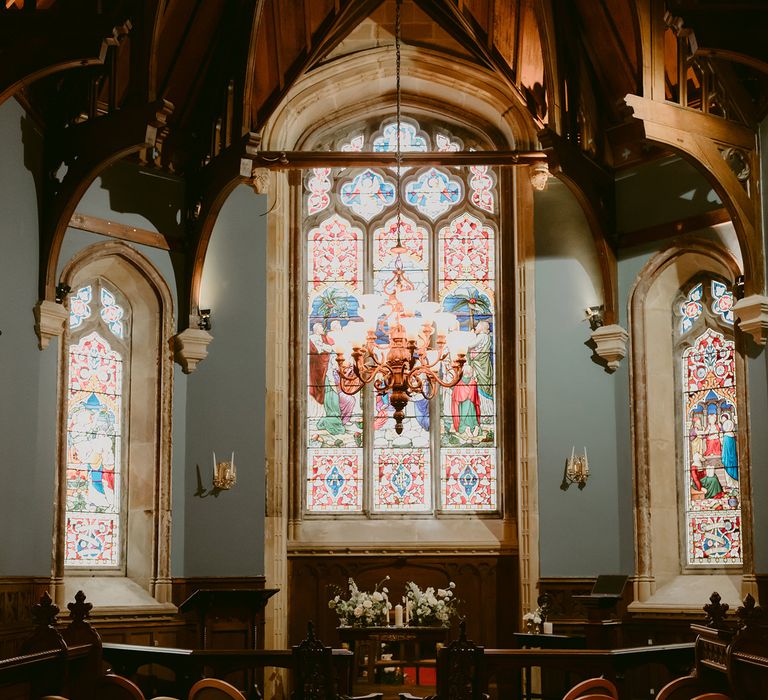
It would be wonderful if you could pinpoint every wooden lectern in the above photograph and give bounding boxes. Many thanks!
[572,575,628,648]
[179,588,279,650]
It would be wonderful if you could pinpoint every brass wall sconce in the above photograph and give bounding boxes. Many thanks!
[586,305,605,331]
[194,451,236,498]
[563,446,590,489]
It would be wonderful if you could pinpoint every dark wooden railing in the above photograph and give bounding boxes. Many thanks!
[102,642,353,699]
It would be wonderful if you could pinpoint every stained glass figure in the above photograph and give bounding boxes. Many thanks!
[339,169,396,221]
[307,449,363,511]
[682,326,741,566]
[405,168,463,220]
[373,448,431,511]
[100,286,125,338]
[680,282,703,334]
[307,168,332,215]
[441,448,496,510]
[69,285,92,328]
[711,281,735,325]
[65,332,123,567]
[469,165,495,213]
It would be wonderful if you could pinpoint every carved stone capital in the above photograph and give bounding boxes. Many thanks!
[733,294,768,345]
[34,299,68,350]
[590,323,629,372]
[173,327,213,374]
[529,162,550,191]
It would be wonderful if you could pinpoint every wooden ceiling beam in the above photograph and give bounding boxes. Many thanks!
[252,0,384,129]
[0,12,131,106]
[246,149,547,169]
[40,99,174,301]
[416,0,499,74]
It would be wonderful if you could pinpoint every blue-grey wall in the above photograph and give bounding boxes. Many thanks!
[183,185,267,576]
[0,99,57,576]
[534,181,630,576]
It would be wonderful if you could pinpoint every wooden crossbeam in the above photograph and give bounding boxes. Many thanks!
[247,150,546,170]
[68,213,182,252]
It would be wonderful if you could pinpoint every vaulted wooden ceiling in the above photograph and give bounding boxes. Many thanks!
[1,0,766,313]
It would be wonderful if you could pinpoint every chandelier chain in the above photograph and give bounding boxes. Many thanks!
[395,0,403,244]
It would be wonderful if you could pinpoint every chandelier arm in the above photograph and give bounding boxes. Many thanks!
[409,358,467,389]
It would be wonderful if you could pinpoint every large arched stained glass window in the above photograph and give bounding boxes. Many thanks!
[305,117,499,514]
[65,279,129,568]
[676,279,741,566]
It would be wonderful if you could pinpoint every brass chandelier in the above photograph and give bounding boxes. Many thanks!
[328,0,473,435]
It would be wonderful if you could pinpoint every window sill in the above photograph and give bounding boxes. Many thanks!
[62,576,176,614]
[628,573,743,614]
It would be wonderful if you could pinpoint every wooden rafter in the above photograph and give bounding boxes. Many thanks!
[0,10,131,106]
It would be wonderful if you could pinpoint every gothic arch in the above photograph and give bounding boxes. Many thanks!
[53,241,174,607]
[628,239,755,607]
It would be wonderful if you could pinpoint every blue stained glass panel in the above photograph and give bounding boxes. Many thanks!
[405,168,462,220]
[339,169,396,221]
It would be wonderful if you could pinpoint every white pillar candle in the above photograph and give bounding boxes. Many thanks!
[542,621,553,634]
[394,604,403,627]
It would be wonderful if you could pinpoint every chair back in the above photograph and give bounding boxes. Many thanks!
[95,674,146,700]
[188,678,246,700]
[690,695,731,700]
[436,622,485,700]
[562,677,618,700]
[292,622,335,700]
[656,675,708,700]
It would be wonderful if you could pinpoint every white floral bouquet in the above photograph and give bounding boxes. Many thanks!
[523,606,543,631]
[328,576,392,627]
[404,580,457,627]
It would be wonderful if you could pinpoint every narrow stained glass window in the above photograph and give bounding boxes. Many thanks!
[304,116,499,515]
[65,331,123,567]
[65,279,130,569]
[678,281,742,567]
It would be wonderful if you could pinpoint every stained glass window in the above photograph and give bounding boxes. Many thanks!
[677,280,741,567]
[65,280,130,568]
[304,116,499,514]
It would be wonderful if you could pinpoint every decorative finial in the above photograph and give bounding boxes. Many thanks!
[31,591,60,628]
[736,593,766,630]
[68,590,93,623]
[703,591,729,628]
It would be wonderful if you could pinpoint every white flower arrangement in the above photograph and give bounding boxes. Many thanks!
[404,580,458,627]
[328,576,392,627]
[523,606,543,630]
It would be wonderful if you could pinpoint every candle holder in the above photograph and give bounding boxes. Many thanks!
[193,452,237,498]
[563,446,589,490]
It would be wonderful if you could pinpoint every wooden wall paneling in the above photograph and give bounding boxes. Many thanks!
[308,0,338,40]
[0,578,50,660]
[276,1,307,88]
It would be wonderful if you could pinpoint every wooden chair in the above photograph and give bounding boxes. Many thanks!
[656,675,709,700]
[95,673,146,700]
[562,677,618,700]
[574,695,616,700]
[690,695,731,700]
[188,678,246,700]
